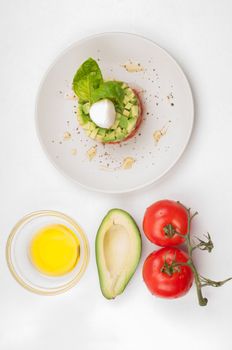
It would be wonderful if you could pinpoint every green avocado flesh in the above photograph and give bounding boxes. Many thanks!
[77,83,140,143]
[95,209,142,299]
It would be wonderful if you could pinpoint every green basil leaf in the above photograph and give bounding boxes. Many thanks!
[73,58,103,103]
[92,81,125,106]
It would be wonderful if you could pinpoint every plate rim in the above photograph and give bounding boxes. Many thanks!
[35,31,194,194]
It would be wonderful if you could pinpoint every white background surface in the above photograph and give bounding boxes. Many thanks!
[1,1,232,349]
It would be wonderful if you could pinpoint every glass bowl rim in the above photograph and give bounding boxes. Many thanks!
[6,210,89,295]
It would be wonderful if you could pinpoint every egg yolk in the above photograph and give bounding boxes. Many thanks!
[30,224,80,276]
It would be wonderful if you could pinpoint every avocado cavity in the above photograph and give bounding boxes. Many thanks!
[104,224,130,293]
[95,209,142,299]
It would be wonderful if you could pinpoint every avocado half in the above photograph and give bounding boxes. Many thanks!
[77,83,142,143]
[95,209,142,299]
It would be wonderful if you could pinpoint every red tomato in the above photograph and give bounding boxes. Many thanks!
[143,247,193,299]
[143,200,188,246]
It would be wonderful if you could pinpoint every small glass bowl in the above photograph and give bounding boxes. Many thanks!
[6,210,89,295]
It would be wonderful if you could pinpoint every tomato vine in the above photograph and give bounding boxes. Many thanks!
[162,202,231,306]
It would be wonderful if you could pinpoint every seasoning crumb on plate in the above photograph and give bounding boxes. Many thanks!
[153,127,168,143]
[87,146,97,160]
[167,92,175,106]
[71,148,77,156]
[122,157,135,169]
[63,132,72,141]
[64,92,77,100]
[122,61,144,73]
[167,92,174,100]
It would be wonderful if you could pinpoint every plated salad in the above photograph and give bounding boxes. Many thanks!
[72,58,142,143]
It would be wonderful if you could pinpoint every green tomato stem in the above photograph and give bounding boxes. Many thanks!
[164,202,231,306]
[183,208,208,306]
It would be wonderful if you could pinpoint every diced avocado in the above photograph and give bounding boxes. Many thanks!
[116,127,127,140]
[90,128,99,139]
[108,131,116,140]
[95,208,142,299]
[96,135,103,142]
[131,105,139,117]
[77,106,89,125]
[116,112,122,120]
[89,122,96,131]
[85,129,92,136]
[78,114,89,125]
[82,121,92,130]
[77,104,83,115]
[119,116,128,129]
[82,121,96,131]
[123,109,130,117]
[127,118,137,133]
[121,83,128,89]
[103,131,116,142]
[111,119,120,130]
[98,128,106,137]
[123,95,130,105]
[82,102,90,114]
[125,102,133,110]
[130,97,137,104]
[83,121,96,131]
[125,88,134,98]
[116,127,122,135]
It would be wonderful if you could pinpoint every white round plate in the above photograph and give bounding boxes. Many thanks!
[36,32,194,193]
